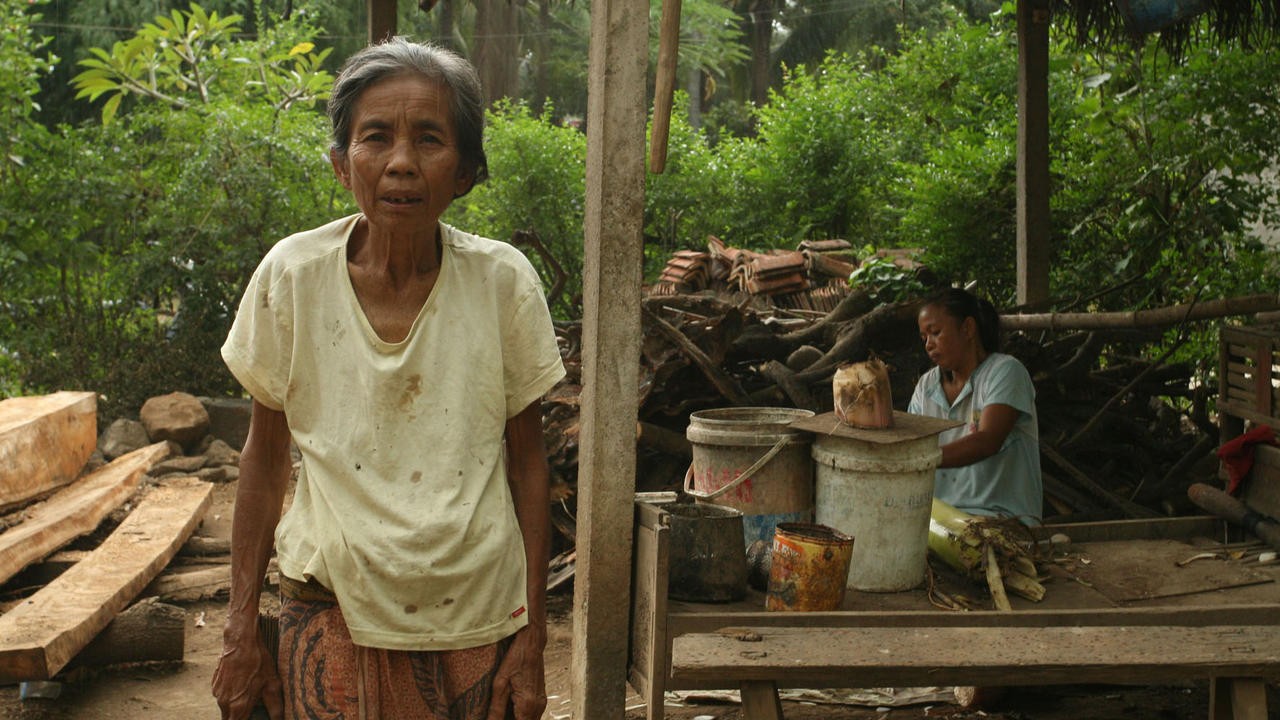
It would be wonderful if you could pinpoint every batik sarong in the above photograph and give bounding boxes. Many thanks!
[277,575,514,720]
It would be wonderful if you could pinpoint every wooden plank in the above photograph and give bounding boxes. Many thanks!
[664,603,1280,635]
[1227,386,1256,405]
[1244,445,1280,521]
[1252,343,1273,415]
[628,510,669,720]
[1032,516,1223,543]
[790,410,959,444]
[0,391,97,511]
[1230,678,1269,720]
[670,624,1280,688]
[739,681,783,720]
[0,442,169,585]
[1211,677,1270,720]
[1218,402,1280,432]
[0,477,212,682]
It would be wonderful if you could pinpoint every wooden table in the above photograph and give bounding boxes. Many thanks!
[629,503,1280,720]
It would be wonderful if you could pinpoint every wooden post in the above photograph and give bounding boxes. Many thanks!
[649,0,682,173]
[1016,0,1051,307]
[571,0,648,715]
[367,0,397,43]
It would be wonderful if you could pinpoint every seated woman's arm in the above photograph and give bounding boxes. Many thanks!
[937,402,1019,468]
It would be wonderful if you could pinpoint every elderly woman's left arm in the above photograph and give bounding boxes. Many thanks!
[488,400,551,720]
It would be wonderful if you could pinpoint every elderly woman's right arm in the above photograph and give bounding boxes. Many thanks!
[212,401,292,720]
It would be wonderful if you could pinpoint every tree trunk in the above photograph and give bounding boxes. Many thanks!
[748,0,774,107]
[474,0,521,105]
[68,599,185,669]
[533,0,551,113]
[435,0,457,50]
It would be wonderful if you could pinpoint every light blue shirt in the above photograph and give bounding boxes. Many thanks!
[908,353,1043,523]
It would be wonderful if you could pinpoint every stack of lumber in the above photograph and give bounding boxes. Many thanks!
[0,392,212,684]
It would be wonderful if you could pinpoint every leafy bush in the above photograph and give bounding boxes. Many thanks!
[446,101,588,319]
[0,0,57,179]
[0,4,342,414]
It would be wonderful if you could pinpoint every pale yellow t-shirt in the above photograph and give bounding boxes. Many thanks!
[221,215,566,650]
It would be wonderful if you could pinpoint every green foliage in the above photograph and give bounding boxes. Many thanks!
[71,3,332,124]
[1,101,344,415]
[3,3,1278,411]
[650,0,749,83]
[0,0,57,179]
[1,8,342,413]
[848,249,927,303]
[644,93,731,251]
[1051,36,1280,313]
[446,101,588,319]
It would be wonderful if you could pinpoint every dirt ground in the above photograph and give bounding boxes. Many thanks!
[1,481,1276,719]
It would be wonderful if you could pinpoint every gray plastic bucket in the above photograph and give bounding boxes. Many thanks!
[812,433,941,592]
[685,407,816,548]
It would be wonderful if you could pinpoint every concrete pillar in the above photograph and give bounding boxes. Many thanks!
[570,0,649,715]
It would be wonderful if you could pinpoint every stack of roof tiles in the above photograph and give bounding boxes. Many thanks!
[648,236,859,313]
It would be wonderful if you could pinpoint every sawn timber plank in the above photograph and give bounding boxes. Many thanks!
[0,391,97,511]
[0,442,169,585]
[671,624,1280,689]
[0,477,213,682]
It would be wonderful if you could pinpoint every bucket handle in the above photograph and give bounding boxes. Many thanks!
[683,436,791,501]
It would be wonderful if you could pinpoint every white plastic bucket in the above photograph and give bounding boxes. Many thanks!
[812,433,941,591]
[685,407,816,548]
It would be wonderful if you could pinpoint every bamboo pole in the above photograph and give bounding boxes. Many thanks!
[1001,294,1280,331]
[648,0,682,173]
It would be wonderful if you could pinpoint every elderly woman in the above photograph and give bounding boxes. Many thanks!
[212,39,564,720]
[908,287,1042,524]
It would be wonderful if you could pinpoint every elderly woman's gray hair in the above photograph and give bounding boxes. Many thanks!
[327,38,488,185]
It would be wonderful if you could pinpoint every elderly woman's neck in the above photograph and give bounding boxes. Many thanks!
[350,220,443,281]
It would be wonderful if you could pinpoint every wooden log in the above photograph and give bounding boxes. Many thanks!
[145,564,231,603]
[636,421,691,459]
[67,598,185,669]
[0,442,169,585]
[178,535,232,556]
[0,477,213,682]
[643,307,749,405]
[143,559,278,603]
[0,391,97,511]
[647,0,681,173]
[1002,294,1280,331]
[1039,442,1161,519]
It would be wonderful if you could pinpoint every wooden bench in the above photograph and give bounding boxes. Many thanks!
[630,503,1280,720]
[670,615,1278,719]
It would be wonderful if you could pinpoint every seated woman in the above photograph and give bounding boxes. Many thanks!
[908,287,1043,524]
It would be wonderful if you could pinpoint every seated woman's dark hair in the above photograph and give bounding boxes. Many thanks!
[924,287,1001,354]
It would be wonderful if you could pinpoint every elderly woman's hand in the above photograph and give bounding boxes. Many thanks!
[212,628,284,720]
[487,622,549,720]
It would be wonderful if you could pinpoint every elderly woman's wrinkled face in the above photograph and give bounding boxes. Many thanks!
[329,73,474,230]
